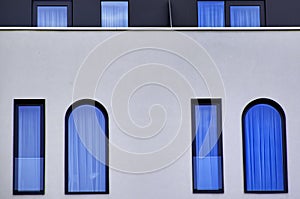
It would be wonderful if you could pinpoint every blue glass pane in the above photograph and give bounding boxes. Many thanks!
[198,1,225,27]
[193,105,222,190]
[68,105,107,192]
[230,6,260,27]
[244,104,284,191]
[101,1,128,27]
[37,6,68,27]
[15,106,43,191]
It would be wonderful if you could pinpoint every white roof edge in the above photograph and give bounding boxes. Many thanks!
[1,27,300,31]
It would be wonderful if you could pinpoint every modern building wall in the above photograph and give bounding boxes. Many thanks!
[1,0,300,26]
[0,30,300,198]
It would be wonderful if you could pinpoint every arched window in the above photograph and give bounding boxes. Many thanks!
[65,99,109,194]
[242,98,288,193]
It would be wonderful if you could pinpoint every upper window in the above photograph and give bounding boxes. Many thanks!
[13,99,45,195]
[191,99,224,193]
[198,1,225,27]
[33,1,72,27]
[101,1,128,27]
[65,99,109,194]
[242,98,288,193]
[197,1,265,27]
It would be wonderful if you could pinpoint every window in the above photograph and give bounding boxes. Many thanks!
[13,99,45,194]
[227,1,265,27]
[198,1,225,27]
[65,99,109,194]
[33,1,72,27]
[242,98,288,193]
[197,1,265,27]
[191,99,224,193]
[101,1,128,27]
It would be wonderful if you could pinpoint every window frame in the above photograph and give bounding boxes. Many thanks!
[13,99,45,195]
[32,0,73,27]
[100,0,129,27]
[191,98,224,193]
[242,98,288,193]
[226,0,265,27]
[65,99,109,194]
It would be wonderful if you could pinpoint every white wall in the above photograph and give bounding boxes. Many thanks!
[0,30,299,199]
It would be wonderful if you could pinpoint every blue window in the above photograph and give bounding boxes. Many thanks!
[13,99,45,195]
[242,98,288,193]
[191,99,224,193]
[101,1,128,27]
[65,99,109,194]
[33,1,72,27]
[198,1,225,27]
[230,6,260,27]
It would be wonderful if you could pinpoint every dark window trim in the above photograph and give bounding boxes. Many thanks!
[226,0,265,27]
[241,98,288,193]
[13,99,45,195]
[191,98,224,193]
[100,1,130,27]
[196,0,265,27]
[32,0,73,27]
[65,99,109,194]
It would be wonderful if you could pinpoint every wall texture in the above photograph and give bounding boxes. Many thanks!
[0,30,300,199]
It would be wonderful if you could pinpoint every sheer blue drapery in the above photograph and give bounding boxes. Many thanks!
[15,106,43,191]
[244,104,285,191]
[193,105,222,190]
[230,6,260,27]
[37,6,68,27]
[68,105,107,192]
[198,1,225,27]
[101,1,128,27]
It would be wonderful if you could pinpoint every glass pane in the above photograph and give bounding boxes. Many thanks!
[230,6,260,27]
[101,1,128,27]
[198,1,225,27]
[37,6,68,27]
[67,105,107,193]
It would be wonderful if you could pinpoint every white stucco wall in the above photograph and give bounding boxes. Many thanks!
[0,30,299,199]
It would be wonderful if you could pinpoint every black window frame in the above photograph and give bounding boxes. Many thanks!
[242,98,288,193]
[191,98,224,193]
[32,0,73,27]
[13,99,45,195]
[196,0,265,27]
[65,99,109,194]
[100,0,130,27]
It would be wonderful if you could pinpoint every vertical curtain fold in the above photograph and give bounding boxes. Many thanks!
[16,106,43,191]
[193,105,222,190]
[101,2,128,27]
[244,104,284,191]
[37,6,68,27]
[198,1,225,27]
[68,105,107,192]
[230,6,260,27]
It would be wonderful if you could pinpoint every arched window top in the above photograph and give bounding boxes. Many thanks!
[242,98,286,122]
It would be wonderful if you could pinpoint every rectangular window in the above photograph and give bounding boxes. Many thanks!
[33,1,72,27]
[191,99,224,193]
[101,1,128,27]
[198,1,225,27]
[13,99,45,195]
[226,1,265,27]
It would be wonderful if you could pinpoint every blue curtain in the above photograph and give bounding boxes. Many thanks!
[68,105,107,192]
[244,104,285,191]
[37,6,68,27]
[15,106,43,191]
[101,1,128,27]
[193,105,222,190]
[198,1,225,27]
[230,6,260,27]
